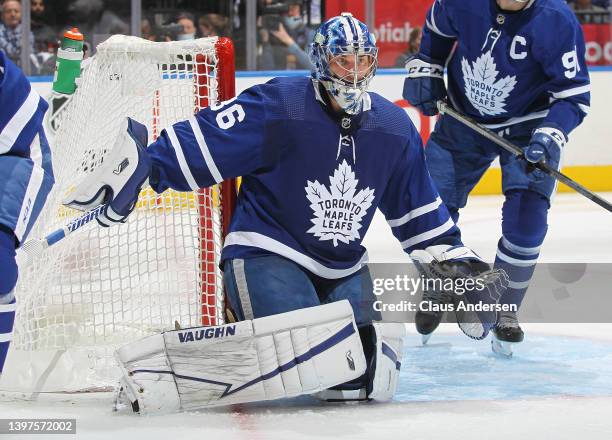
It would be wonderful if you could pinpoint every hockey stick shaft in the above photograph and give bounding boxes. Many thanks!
[437,101,612,213]
[19,204,106,267]
[46,203,107,246]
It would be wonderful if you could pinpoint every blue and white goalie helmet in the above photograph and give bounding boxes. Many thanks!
[309,12,378,115]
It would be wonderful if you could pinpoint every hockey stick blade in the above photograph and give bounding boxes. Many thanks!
[437,101,612,213]
[18,204,106,267]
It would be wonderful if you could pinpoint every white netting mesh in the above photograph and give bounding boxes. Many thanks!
[1,36,231,395]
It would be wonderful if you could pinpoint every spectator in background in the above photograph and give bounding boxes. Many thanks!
[570,0,610,23]
[198,13,229,38]
[141,17,156,42]
[258,0,314,70]
[394,26,422,67]
[68,0,129,50]
[0,0,34,67]
[176,12,196,40]
[30,0,56,75]
[31,0,56,53]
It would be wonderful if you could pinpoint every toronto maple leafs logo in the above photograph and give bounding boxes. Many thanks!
[461,51,517,116]
[305,160,375,247]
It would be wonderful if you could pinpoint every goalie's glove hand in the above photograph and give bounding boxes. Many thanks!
[523,125,566,182]
[63,117,151,227]
[402,54,446,116]
[411,245,509,340]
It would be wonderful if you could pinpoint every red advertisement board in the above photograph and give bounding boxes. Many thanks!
[325,2,611,67]
[582,24,612,66]
[325,0,431,67]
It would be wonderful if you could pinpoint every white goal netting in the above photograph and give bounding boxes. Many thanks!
[1,35,235,396]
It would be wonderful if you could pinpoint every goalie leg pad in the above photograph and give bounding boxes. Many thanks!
[368,323,406,401]
[315,323,406,403]
[114,300,366,413]
[114,333,181,414]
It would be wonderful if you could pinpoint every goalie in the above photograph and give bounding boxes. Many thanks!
[65,14,506,413]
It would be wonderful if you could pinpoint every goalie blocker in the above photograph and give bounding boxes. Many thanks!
[114,300,406,414]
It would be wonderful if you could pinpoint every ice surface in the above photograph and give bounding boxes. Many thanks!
[398,330,612,402]
[1,193,611,440]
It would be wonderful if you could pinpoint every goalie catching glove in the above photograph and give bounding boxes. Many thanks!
[63,117,151,227]
[410,245,509,340]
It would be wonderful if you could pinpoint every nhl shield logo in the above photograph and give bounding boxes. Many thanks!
[461,51,517,116]
[305,160,375,247]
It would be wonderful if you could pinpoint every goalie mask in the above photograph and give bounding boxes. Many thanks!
[309,13,378,115]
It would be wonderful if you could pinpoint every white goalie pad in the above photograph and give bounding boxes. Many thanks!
[369,323,406,401]
[114,300,366,414]
[314,322,406,403]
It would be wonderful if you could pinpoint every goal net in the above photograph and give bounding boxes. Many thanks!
[1,35,236,396]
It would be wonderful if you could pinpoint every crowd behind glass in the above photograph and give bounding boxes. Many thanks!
[0,0,609,76]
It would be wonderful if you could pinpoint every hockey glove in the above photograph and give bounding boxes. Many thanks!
[63,117,151,227]
[523,125,566,182]
[411,245,509,340]
[402,54,447,116]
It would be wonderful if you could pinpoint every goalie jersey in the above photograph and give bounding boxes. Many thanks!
[421,0,590,133]
[148,76,462,279]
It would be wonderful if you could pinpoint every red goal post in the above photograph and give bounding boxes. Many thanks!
[196,37,237,326]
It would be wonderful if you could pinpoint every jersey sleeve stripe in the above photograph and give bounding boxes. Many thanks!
[0,301,17,313]
[426,2,454,39]
[400,217,455,250]
[0,89,40,154]
[188,117,223,184]
[550,85,591,100]
[426,19,454,39]
[577,103,590,115]
[481,110,549,129]
[166,126,199,191]
[387,197,442,228]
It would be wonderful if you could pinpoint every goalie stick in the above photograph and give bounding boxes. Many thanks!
[436,100,612,213]
[18,203,106,267]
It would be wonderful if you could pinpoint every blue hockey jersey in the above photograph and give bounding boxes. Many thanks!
[148,76,463,279]
[0,51,54,243]
[421,0,590,133]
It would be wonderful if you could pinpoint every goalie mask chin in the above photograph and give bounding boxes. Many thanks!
[310,12,378,115]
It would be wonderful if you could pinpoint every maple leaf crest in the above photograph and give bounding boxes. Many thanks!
[461,50,517,116]
[305,160,375,247]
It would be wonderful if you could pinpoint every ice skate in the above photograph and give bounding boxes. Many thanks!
[492,311,524,357]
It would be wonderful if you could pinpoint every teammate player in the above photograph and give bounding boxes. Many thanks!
[66,14,505,410]
[403,0,590,354]
[0,52,54,377]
